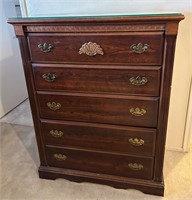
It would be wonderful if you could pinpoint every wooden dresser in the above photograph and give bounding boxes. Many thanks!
[8,14,184,196]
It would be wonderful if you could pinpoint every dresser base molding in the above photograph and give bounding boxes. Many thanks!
[39,166,164,196]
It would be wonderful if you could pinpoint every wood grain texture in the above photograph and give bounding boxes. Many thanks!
[14,25,24,36]
[37,92,159,127]
[28,32,164,65]
[33,64,161,96]
[41,119,156,157]
[45,146,154,180]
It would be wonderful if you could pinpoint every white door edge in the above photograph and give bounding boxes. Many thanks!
[19,0,28,16]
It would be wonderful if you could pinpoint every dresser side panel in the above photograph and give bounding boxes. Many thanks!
[154,35,177,181]
[18,36,47,166]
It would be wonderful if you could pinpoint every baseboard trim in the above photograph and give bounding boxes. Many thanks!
[165,147,183,152]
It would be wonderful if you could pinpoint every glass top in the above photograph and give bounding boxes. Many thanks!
[10,12,182,19]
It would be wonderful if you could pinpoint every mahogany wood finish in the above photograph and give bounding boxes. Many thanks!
[28,32,163,65]
[37,92,159,127]
[41,120,156,157]
[8,14,184,196]
[45,146,154,180]
[33,64,161,96]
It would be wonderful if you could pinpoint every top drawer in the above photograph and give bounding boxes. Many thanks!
[28,32,164,65]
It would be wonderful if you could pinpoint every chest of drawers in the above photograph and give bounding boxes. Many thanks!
[8,14,184,196]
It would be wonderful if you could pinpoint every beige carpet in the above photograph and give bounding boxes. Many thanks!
[0,100,192,200]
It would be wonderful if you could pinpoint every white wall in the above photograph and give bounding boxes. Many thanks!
[19,0,192,151]
[167,5,192,151]
[0,0,27,118]
[20,0,190,16]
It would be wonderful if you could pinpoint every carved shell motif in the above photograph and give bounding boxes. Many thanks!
[79,42,104,56]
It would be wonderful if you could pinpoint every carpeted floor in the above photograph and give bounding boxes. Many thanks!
[0,99,192,200]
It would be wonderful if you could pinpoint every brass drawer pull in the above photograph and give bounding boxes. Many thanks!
[129,138,144,146]
[50,130,63,138]
[128,163,143,171]
[54,154,67,161]
[130,43,149,54]
[129,76,148,86]
[47,102,61,111]
[38,43,54,53]
[130,107,146,116]
[79,42,104,56]
[42,73,57,82]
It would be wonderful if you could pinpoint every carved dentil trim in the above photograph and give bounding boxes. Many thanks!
[26,25,165,33]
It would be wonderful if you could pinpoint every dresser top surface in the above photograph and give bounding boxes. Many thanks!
[8,13,184,24]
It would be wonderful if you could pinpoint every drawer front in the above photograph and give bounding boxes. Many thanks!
[38,93,159,127]
[46,146,154,180]
[33,65,161,96]
[41,120,156,157]
[28,32,163,65]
